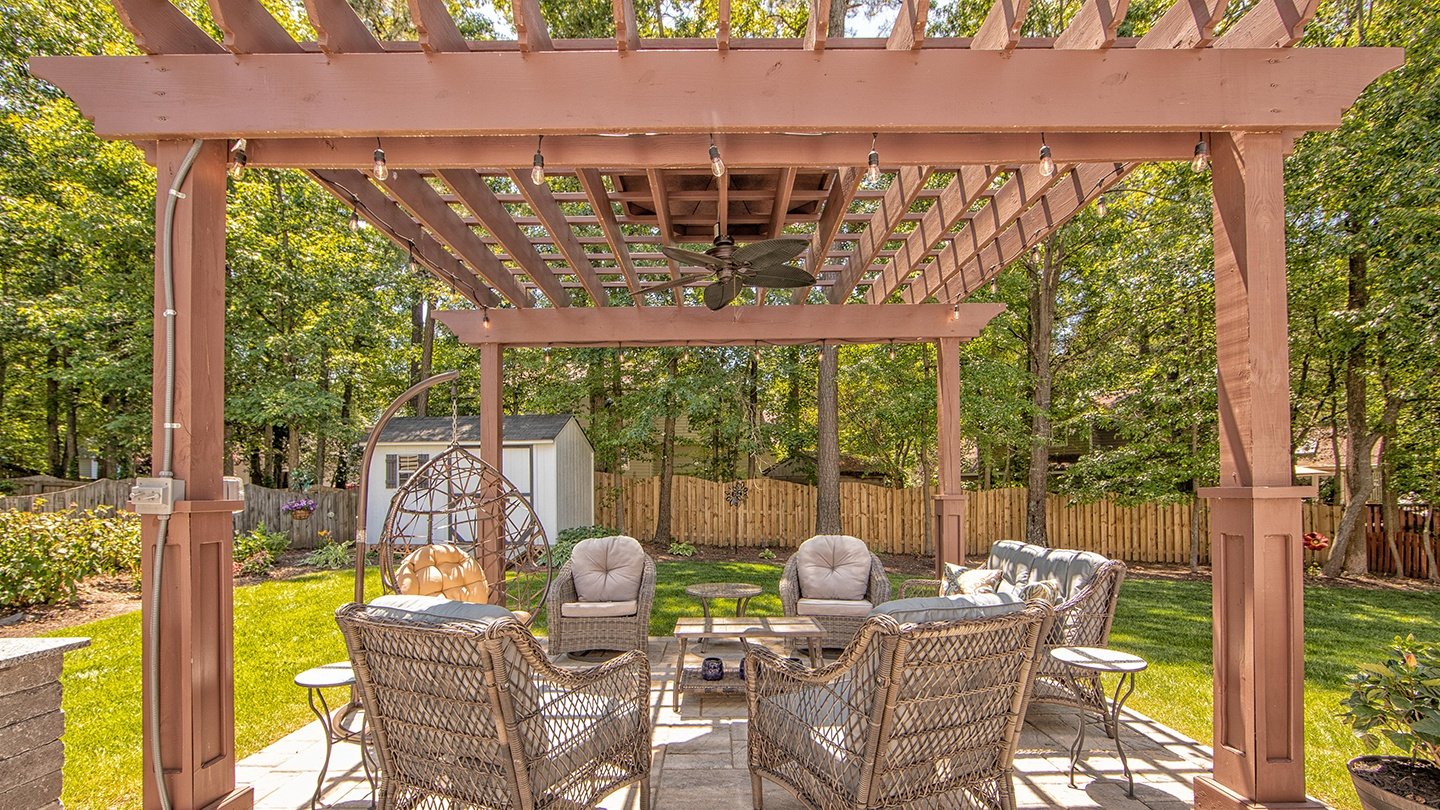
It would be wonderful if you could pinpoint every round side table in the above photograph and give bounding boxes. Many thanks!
[1049,646,1148,798]
[685,582,763,620]
[294,661,375,809]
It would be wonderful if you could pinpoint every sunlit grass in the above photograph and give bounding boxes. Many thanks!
[50,563,1429,809]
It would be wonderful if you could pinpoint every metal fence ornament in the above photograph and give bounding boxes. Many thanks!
[726,481,749,506]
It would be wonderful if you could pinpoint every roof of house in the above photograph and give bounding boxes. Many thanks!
[377,414,577,445]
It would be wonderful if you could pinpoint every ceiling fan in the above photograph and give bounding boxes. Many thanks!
[643,230,814,310]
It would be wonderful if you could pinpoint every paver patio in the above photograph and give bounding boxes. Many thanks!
[238,636,1217,810]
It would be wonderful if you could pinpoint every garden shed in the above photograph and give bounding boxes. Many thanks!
[365,414,593,545]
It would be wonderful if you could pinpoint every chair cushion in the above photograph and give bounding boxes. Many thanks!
[985,540,1109,601]
[394,544,489,603]
[868,592,1024,625]
[570,535,648,602]
[559,599,638,618]
[793,535,873,601]
[367,594,515,625]
[796,597,874,618]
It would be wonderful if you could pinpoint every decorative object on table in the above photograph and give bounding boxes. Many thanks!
[701,657,725,681]
[336,601,653,810]
[781,534,891,648]
[292,661,374,809]
[546,535,656,658]
[672,616,824,709]
[1302,531,1331,551]
[1049,646,1149,798]
[746,602,1055,810]
[282,496,317,521]
[1340,634,1440,810]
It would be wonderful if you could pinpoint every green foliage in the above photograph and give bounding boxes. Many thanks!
[548,524,618,567]
[666,541,697,557]
[300,534,354,570]
[0,503,141,609]
[758,547,777,561]
[1340,635,1440,767]
[233,524,290,577]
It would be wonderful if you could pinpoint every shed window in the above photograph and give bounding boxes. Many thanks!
[384,453,430,488]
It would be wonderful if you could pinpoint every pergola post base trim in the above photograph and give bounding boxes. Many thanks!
[1194,776,1326,810]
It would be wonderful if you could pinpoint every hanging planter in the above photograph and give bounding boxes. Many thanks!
[282,496,317,522]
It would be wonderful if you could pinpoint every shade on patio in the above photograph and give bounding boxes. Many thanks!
[27,1,1400,808]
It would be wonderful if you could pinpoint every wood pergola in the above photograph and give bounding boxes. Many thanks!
[30,1,1397,808]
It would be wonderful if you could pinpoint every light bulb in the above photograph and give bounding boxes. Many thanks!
[867,149,881,183]
[228,138,247,179]
[407,252,418,273]
[348,209,362,231]
[1191,139,1210,173]
[483,310,492,330]
[228,158,246,180]
[1038,144,1056,178]
[544,348,552,365]
[1095,194,1109,217]
[681,348,691,363]
[709,144,725,178]
[888,345,896,361]
[371,148,389,181]
[951,302,960,321]
[530,151,546,185]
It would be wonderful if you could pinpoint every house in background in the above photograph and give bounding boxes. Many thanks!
[365,414,594,544]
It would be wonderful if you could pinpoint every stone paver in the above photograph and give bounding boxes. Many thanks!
[239,637,1218,809]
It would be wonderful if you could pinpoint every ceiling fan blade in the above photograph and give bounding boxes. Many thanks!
[641,275,709,295]
[731,237,808,267]
[660,245,728,269]
[744,265,815,288]
[703,278,742,310]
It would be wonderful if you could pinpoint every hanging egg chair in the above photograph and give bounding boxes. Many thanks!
[375,443,551,625]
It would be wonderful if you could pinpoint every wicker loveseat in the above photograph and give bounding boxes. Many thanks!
[902,540,1127,726]
[335,595,652,810]
[780,535,892,648]
[745,599,1056,810]
[546,535,656,658]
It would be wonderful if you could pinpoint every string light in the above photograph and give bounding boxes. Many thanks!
[531,135,546,185]
[1191,136,1210,173]
[1038,136,1056,178]
[708,137,725,178]
[681,347,691,363]
[951,302,960,321]
[1095,193,1109,218]
[348,205,363,232]
[482,308,492,330]
[544,347,552,365]
[371,139,389,181]
[406,245,418,273]
[866,133,881,183]
[228,139,247,180]
[888,343,896,361]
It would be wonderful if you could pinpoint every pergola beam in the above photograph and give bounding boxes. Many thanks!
[435,169,570,306]
[513,0,553,53]
[805,0,831,50]
[888,0,930,50]
[612,0,639,51]
[507,169,611,305]
[210,0,301,54]
[971,0,1029,51]
[435,303,1005,346]
[829,165,933,303]
[411,0,470,53]
[113,0,226,54]
[576,168,644,301]
[867,165,999,304]
[303,0,385,54]
[794,167,862,304]
[1054,0,1131,50]
[31,49,1401,140]
[646,168,687,307]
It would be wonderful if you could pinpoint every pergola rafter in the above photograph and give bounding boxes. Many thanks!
[34,1,1400,808]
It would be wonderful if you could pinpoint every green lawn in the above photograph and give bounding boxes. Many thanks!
[48,562,1433,809]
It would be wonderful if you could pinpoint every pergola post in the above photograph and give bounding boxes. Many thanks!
[935,337,966,572]
[1195,131,1319,810]
[142,141,252,810]
[479,342,506,597]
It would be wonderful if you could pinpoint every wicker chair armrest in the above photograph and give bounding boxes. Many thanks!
[547,562,579,610]
[779,556,800,615]
[635,556,657,633]
[525,648,651,778]
[899,578,943,599]
[1054,559,1127,646]
[546,648,651,698]
[865,554,892,604]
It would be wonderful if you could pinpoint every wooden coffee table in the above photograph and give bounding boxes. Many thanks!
[672,615,824,709]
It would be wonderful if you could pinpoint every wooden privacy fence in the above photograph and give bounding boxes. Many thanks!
[596,475,1436,575]
[0,478,133,513]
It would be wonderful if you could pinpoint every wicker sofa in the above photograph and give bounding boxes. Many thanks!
[780,535,892,649]
[745,598,1056,810]
[902,540,1127,726]
[546,535,656,658]
[336,595,652,810]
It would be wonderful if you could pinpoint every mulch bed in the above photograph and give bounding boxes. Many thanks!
[1350,756,1440,807]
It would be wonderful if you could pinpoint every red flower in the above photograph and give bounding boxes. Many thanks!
[1302,532,1330,551]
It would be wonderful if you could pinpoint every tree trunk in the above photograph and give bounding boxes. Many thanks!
[1025,243,1059,547]
[63,356,79,479]
[1422,508,1439,583]
[816,344,841,534]
[1325,249,1374,576]
[1380,438,1404,577]
[416,299,435,416]
[653,353,679,543]
[409,299,426,413]
[46,346,62,476]
[1190,423,1202,572]
[827,0,846,35]
[920,345,935,555]
[747,349,759,479]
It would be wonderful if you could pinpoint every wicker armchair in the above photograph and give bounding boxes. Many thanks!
[901,540,1128,728]
[546,535,656,658]
[745,602,1056,810]
[335,599,652,810]
[781,535,892,649]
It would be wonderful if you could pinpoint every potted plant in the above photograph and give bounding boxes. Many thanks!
[281,496,317,521]
[1340,634,1440,810]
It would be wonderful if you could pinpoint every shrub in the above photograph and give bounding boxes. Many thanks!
[302,533,354,570]
[233,524,290,577]
[758,547,777,561]
[667,541,697,557]
[549,524,618,568]
[1341,634,1440,767]
[0,503,142,609]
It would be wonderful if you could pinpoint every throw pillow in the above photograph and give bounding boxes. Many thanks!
[955,567,1003,595]
[940,563,969,596]
[1017,578,1063,604]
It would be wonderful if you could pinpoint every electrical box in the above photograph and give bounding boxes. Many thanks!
[223,476,245,513]
[129,477,185,515]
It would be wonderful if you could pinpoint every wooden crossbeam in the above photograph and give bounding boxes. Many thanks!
[646,169,687,307]
[805,0,832,50]
[113,0,226,54]
[612,0,640,51]
[411,0,469,53]
[1054,0,1131,50]
[768,167,798,241]
[828,166,933,303]
[864,166,999,304]
[380,170,535,306]
[793,167,862,304]
[1142,0,1227,49]
[311,170,496,307]
[718,0,732,51]
[972,0,1030,51]
[1214,0,1318,47]
[513,0,553,53]
[576,169,644,301]
[435,169,570,306]
[888,0,930,50]
[435,303,1006,347]
[210,0,299,54]
[507,169,611,306]
[303,0,385,54]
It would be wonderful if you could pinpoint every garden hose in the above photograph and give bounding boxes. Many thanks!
[147,138,204,810]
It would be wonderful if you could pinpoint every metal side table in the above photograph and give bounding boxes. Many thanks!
[1049,646,1148,798]
[294,661,375,809]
